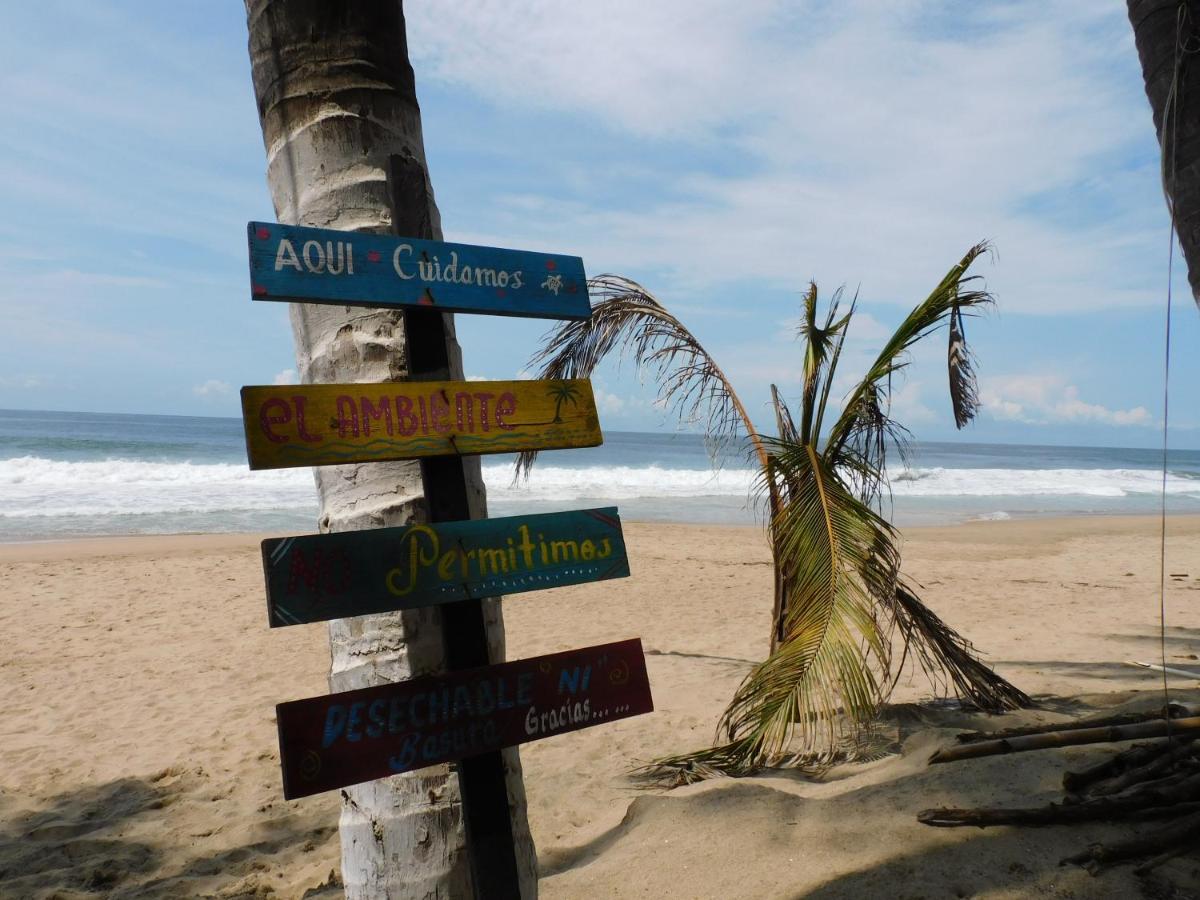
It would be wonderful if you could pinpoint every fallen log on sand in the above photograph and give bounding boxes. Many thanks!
[929,716,1200,765]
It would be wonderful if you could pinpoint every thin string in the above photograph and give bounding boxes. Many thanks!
[1156,1,1195,731]
[1159,225,1174,729]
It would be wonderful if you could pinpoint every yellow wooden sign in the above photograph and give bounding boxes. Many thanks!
[240,379,601,470]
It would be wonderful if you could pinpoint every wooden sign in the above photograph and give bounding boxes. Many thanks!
[276,638,653,799]
[263,507,629,627]
[247,222,590,320]
[240,379,601,470]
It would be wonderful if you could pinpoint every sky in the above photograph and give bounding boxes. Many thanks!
[1,0,1197,449]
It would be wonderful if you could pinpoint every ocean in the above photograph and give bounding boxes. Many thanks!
[1,407,1199,541]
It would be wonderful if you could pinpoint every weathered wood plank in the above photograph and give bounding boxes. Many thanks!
[240,379,601,470]
[247,222,590,320]
[276,638,654,800]
[263,507,629,627]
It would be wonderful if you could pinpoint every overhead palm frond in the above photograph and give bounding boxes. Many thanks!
[515,275,766,480]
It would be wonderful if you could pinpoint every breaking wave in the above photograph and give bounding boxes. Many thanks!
[2,456,1198,521]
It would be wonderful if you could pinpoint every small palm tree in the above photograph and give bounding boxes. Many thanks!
[546,382,581,424]
[518,244,1030,781]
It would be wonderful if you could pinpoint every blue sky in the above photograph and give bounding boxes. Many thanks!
[1,0,1197,448]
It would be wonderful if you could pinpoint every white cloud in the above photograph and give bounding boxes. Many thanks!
[193,379,231,397]
[410,2,1158,315]
[981,374,1153,427]
[39,269,166,290]
[273,368,297,385]
[0,374,45,389]
[889,380,939,426]
[594,386,626,416]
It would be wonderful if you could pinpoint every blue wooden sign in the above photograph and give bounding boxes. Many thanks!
[247,222,590,320]
[262,508,630,627]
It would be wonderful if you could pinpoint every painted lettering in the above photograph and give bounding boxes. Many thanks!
[455,392,474,431]
[386,525,440,597]
[394,395,419,436]
[495,393,516,430]
[345,701,366,741]
[335,395,359,438]
[430,391,451,433]
[388,733,421,770]
[259,397,291,443]
[474,392,494,432]
[302,239,326,273]
[550,539,578,563]
[275,238,302,272]
[325,241,346,275]
[360,397,394,437]
[392,243,415,279]
[322,705,347,748]
[366,698,387,738]
[293,396,323,442]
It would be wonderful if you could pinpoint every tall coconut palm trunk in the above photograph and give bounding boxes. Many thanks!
[1128,0,1200,307]
[244,2,537,896]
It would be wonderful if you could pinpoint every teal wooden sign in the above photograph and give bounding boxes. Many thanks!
[262,507,629,626]
[247,222,590,320]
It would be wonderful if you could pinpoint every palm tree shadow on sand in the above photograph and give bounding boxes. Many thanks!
[0,769,339,898]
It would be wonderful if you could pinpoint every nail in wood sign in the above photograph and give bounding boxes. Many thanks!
[276,638,653,799]
[263,507,629,627]
[247,222,590,320]
[240,379,601,470]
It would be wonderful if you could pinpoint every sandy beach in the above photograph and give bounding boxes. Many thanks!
[3,515,1200,898]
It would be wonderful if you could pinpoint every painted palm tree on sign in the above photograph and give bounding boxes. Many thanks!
[518,246,1030,781]
[547,381,582,424]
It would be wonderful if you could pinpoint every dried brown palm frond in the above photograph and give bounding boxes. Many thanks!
[515,275,768,481]
[888,581,1032,711]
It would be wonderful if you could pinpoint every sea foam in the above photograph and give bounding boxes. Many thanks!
[1,456,1198,522]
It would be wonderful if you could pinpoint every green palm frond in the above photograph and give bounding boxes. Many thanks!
[722,442,897,758]
[521,248,1028,785]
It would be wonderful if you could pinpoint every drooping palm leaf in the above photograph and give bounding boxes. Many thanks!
[888,581,1031,711]
[515,275,767,480]
[827,242,993,506]
[947,303,979,428]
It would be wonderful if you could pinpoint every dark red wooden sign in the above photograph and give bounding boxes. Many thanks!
[276,638,653,800]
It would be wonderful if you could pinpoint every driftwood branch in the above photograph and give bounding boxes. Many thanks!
[1060,811,1200,874]
[929,716,1200,765]
[1062,741,1176,793]
[955,704,1196,745]
[1086,738,1198,797]
[918,772,1200,827]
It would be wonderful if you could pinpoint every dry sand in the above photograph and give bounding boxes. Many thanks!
[2,516,1200,898]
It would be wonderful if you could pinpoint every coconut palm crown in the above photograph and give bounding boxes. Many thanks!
[518,243,1030,781]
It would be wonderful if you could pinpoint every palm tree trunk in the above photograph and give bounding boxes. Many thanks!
[1128,0,1200,307]
[244,2,537,896]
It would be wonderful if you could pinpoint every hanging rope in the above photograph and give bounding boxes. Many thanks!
[1155,1,1200,726]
